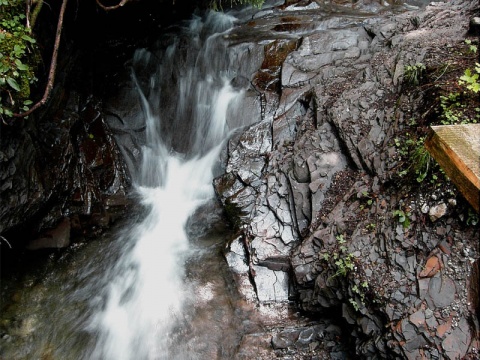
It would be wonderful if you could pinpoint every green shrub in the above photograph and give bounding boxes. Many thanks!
[0,0,39,120]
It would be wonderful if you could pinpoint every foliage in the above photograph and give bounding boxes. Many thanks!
[458,63,480,93]
[466,208,478,226]
[357,190,373,210]
[393,208,411,228]
[465,39,477,54]
[322,235,370,312]
[322,235,356,278]
[437,44,480,124]
[439,90,479,125]
[394,39,479,194]
[410,136,432,183]
[394,134,444,186]
[0,0,39,120]
[404,63,425,86]
[350,280,368,311]
[210,0,264,11]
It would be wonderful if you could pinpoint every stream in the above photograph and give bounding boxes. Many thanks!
[1,7,288,360]
[0,1,433,359]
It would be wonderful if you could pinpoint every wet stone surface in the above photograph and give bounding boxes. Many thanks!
[215,0,480,358]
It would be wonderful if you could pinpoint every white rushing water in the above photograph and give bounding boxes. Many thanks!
[89,11,246,360]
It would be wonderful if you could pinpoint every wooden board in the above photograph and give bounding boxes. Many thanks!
[425,124,480,213]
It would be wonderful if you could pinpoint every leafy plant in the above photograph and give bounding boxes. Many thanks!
[409,137,432,183]
[320,235,371,312]
[394,135,415,157]
[466,208,479,226]
[330,235,356,278]
[465,39,477,54]
[438,92,476,125]
[458,63,480,93]
[404,63,426,86]
[393,208,411,228]
[349,280,369,311]
[394,133,444,186]
[358,190,374,210]
[0,0,39,120]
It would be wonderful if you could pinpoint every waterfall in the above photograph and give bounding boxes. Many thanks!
[88,11,246,360]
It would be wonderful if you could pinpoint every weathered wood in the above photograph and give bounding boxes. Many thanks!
[425,124,480,213]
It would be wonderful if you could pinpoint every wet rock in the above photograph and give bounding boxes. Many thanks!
[252,265,289,302]
[225,236,250,274]
[26,218,71,250]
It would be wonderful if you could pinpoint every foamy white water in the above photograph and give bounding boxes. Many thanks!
[88,11,246,360]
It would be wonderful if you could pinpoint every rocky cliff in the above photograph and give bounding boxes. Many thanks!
[214,0,480,358]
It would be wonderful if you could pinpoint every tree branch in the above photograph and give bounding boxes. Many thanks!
[30,0,44,30]
[13,0,68,118]
[95,0,130,11]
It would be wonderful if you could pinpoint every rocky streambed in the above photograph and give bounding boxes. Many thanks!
[1,0,479,359]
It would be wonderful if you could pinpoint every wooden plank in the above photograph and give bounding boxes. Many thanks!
[425,124,480,213]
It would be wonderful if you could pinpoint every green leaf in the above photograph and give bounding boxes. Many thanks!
[14,59,28,71]
[21,34,36,43]
[6,77,20,91]
[13,44,25,56]
[469,83,480,93]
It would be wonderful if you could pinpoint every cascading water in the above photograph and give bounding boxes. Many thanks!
[88,11,248,360]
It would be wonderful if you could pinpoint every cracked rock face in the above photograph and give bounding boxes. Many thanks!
[215,0,480,358]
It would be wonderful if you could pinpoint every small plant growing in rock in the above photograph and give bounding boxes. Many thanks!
[393,208,411,228]
[358,190,374,210]
[394,134,441,185]
[320,235,371,312]
[394,135,415,158]
[349,280,369,311]
[404,63,426,86]
[466,208,479,226]
[331,234,356,278]
[465,39,477,54]
[409,137,432,183]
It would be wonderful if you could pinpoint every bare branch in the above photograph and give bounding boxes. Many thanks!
[13,0,68,118]
[95,0,130,11]
[0,236,12,248]
[26,0,31,29]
